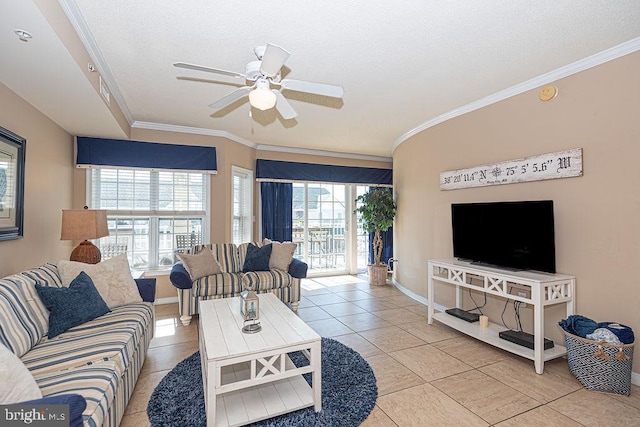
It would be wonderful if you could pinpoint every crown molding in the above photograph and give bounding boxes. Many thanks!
[392,36,640,154]
[256,144,392,163]
[58,0,134,124]
[131,121,257,147]
[132,121,392,162]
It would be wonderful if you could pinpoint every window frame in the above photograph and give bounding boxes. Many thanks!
[291,181,354,275]
[231,165,253,244]
[86,168,210,271]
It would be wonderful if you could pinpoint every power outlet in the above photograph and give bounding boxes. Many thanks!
[517,292,528,308]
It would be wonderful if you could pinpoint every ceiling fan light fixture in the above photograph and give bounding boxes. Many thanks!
[249,79,277,110]
[177,44,343,118]
[249,88,277,110]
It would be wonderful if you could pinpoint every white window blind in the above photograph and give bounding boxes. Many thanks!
[232,166,253,244]
[89,168,208,270]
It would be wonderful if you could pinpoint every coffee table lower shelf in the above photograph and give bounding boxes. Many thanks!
[211,357,315,427]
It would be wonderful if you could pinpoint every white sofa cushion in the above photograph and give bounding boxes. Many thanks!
[0,344,42,404]
[58,254,142,309]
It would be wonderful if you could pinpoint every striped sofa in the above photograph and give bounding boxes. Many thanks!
[170,242,307,326]
[0,263,155,427]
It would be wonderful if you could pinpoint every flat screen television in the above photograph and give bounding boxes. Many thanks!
[451,200,556,273]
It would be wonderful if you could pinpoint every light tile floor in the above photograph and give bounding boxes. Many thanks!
[121,275,640,426]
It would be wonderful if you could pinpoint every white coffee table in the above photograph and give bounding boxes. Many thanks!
[198,293,322,427]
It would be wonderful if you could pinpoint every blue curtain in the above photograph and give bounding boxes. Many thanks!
[256,159,392,186]
[77,137,217,172]
[261,182,293,242]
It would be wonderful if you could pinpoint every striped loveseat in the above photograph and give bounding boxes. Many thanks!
[170,242,307,326]
[0,263,155,427]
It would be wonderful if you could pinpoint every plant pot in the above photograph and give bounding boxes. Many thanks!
[368,264,388,286]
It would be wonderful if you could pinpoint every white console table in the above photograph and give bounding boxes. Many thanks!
[427,259,575,374]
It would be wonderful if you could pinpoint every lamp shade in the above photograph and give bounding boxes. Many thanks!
[249,78,277,111]
[61,209,109,241]
[249,88,277,110]
[61,208,109,264]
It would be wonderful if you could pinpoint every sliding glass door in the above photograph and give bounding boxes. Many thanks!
[291,183,371,275]
[293,182,346,274]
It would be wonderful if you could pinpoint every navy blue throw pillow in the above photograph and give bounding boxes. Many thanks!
[242,243,273,272]
[35,271,111,338]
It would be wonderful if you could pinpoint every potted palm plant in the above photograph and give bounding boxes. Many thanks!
[354,187,397,286]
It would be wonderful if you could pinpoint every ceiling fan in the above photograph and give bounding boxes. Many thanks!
[174,44,344,120]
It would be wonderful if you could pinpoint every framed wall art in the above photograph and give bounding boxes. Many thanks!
[440,148,583,190]
[0,126,25,241]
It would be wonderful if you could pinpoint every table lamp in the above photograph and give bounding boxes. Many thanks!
[61,206,109,264]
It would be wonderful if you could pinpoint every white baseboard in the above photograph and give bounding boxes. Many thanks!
[154,296,178,305]
[391,276,447,313]
[391,277,639,386]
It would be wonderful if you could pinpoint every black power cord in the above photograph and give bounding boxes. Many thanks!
[466,285,524,331]
[501,286,515,330]
[514,301,523,331]
[466,288,487,315]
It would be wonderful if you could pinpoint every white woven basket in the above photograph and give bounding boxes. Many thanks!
[562,330,634,395]
[368,264,388,286]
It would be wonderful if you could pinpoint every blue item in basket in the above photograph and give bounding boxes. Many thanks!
[558,315,598,337]
[598,322,635,344]
[559,316,635,344]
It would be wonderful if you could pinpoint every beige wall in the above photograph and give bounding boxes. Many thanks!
[393,51,640,374]
[33,0,130,137]
[0,82,74,276]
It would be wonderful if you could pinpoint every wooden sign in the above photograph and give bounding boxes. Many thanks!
[440,148,582,190]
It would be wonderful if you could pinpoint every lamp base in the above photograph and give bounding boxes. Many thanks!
[70,240,102,264]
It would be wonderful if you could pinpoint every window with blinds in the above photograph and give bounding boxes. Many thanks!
[89,168,209,270]
[232,166,253,244]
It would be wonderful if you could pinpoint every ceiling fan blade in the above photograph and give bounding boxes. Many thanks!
[174,62,245,79]
[280,79,344,98]
[209,87,251,109]
[273,90,297,120]
[259,44,291,78]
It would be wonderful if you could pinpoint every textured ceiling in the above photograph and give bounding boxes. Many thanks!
[2,1,640,158]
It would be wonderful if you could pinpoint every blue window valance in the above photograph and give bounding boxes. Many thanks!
[256,159,392,186]
[76,137,217,173]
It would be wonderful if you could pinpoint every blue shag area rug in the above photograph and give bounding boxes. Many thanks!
[147,337,377,426]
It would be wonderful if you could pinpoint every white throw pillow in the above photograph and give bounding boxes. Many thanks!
[263,239,297,271]
[0,345,42,404]
[58,254,142,308]
[178,249,222,280]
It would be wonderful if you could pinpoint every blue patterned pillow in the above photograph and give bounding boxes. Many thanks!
[242,243,273,272]
[35,271,110,338]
